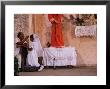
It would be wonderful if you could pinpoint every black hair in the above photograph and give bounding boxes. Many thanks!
[17,32,23,38]
[30,34,33,39]
[30,34,34,42]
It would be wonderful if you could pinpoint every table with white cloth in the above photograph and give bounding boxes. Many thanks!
[43,47,77,67]
[75,25,97,37]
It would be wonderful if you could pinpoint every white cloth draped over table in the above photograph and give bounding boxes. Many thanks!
[43,47,77,66]
[75,25,97,37]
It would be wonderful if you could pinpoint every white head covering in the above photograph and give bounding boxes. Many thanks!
[32,34,43,57]
[33,34,39,42]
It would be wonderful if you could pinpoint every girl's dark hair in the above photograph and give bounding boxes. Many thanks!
[30,34,34,39]
[17,32,23,38]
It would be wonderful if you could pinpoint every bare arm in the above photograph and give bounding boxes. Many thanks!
[16,36,29,45]
[16,42,28,48]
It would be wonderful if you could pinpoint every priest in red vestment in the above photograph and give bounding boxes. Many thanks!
[48,14,64,48]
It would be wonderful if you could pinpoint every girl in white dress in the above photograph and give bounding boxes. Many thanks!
[27,34,44,71]
[27,34,40,67]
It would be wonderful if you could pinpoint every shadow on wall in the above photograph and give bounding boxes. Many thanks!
[76,51,87,66]
[76,51,97,67]
[75,37,97,67]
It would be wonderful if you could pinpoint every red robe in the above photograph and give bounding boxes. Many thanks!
[48,14,64,47]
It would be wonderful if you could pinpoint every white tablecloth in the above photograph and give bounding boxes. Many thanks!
[43,47,77,66]
[75,25,97,37]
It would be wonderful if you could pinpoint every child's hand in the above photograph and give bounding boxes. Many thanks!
[28,48,33,51]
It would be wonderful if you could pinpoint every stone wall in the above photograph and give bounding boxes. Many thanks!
[14,14,29,37]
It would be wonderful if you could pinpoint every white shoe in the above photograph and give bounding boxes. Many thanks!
[38,65,44,71]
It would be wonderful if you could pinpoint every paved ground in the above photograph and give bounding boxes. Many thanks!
[19,66,97,76]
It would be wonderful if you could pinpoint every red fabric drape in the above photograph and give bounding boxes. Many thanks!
[48,14,64,47]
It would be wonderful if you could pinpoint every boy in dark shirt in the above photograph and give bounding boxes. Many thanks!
[16,32,29,71]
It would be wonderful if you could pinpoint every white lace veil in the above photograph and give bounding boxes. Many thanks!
[32,34,43,57]
[33,34,40,42]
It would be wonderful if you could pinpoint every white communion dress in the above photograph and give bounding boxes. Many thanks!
[27,34,43,67]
